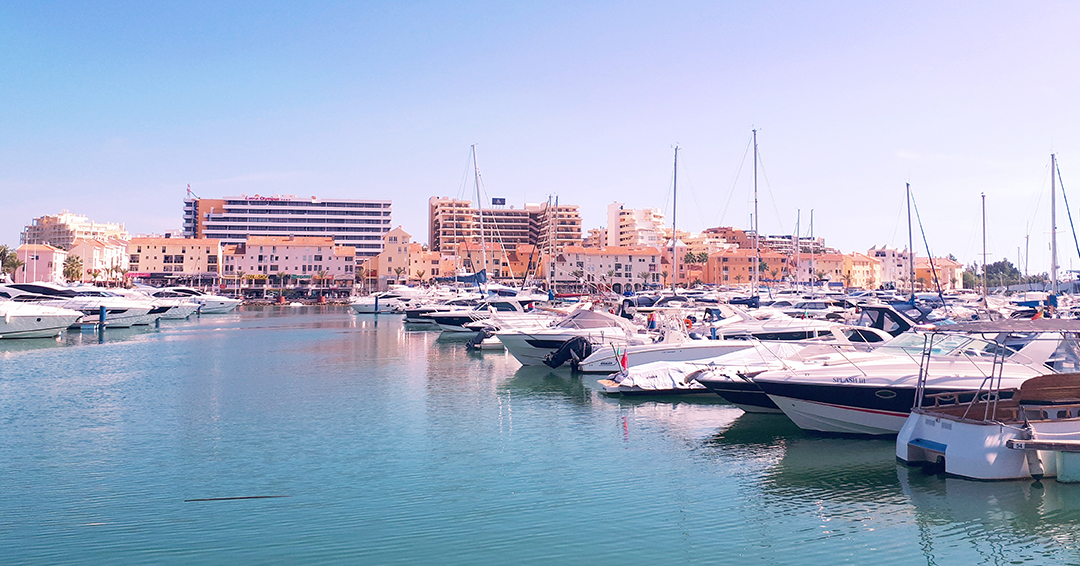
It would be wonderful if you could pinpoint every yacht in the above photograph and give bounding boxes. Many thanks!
[753,320,1076,435]
[151,287,241,314]
[122,288,201,319]
[422,294,550,333]
[497,308,648,367]
[0,300,84,338]
[897,321,1080,480]
[0,282,155,328]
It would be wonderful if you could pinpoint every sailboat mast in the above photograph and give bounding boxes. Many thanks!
[672,145,678,293]
[794,210,800,291]
[472,145,486,285]
[753,129,760,294]
[907,183,915,300]
[981,192,987,303]
[1052,153,1059,295]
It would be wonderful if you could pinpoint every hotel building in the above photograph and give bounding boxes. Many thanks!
[183,195,391,258]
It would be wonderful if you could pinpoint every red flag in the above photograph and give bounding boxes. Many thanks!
[620,350,628,371]
[1032,309,1044,320]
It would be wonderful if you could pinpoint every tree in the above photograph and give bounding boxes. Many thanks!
[4,256,24,280]
[416,270,426,283]
[638,270,651,290]
[734,273,744,286]
[317,269,329,287]
[661,270,669,287]
[696,252,709,264]
[393,266,405,283]
[684,251,697,265]
[63,255,83,282]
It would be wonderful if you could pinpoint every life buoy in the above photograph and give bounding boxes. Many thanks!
[684,318,693,330]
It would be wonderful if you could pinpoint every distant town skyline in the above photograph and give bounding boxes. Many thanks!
[4,2,1080,274]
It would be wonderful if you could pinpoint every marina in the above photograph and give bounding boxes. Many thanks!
[4,306,1080,564]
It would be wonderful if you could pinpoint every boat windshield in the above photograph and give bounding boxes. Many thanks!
[875,333,979,357]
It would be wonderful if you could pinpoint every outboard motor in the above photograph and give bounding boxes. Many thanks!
[542,336,593,370]
[465,328,496,351]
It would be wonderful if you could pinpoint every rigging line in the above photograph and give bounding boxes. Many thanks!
[910,191,950,314]
[716,136,753,226]
[1025,160,1052,240]
[1055,160,1080,265]
[457,149,473,201]
[889,190,905,249]
[754,151,786,233]
[673,152,709,231]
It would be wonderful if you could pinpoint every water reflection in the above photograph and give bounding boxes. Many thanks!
[899,466,1080,564]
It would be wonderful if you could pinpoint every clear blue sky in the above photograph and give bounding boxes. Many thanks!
[3,1,1079,274]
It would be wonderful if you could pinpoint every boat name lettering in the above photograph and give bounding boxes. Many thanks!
[832,377,866,384]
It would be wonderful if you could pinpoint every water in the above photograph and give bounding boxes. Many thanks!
[2,306,1080,565]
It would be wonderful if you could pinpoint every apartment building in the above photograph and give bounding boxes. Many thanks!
[69,238,129,282]
[22,211,129,250]
[553,245,662,293]
[704,248,789,287]
[128,237,223,276]
[605,203,666,248]
[13,243,67,283]
[428,197,582,252]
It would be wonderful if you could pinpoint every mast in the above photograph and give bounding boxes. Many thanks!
[809,209,815,294]
[1052,153,1059,295]
[753,129,760,295]
[907,183,915,301]
[672,145,678,293]
[794,210,800,291]
[981,193,987,304]
[472,145,486,289]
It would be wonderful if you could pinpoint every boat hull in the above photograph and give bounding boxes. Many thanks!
[697,378,782,413]
[576,341,753,373]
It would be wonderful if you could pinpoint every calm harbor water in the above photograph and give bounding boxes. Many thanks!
[3,306,1080,565]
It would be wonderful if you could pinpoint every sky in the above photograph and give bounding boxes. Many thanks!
[3,1,1080,275]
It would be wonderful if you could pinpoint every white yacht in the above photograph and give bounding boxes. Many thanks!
[497,308,648,367]
[753,320,1074,435]
[898,323,1080,480]
[423,294,550,333]
[0,300,84,338]
[152,287,240,314]
[0,282,155,328]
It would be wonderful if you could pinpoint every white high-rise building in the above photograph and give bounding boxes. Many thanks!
[605,202,666,248]
[183,195,391,258]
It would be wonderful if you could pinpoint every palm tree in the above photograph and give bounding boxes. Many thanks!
[317,269,329,287]
[4,256,24,280]
[734,273,744,287]
[416,269,426,284]
[0,245,11,275]
[393,266,405,283]
[63,255,83,282]
[571,269,584,292]
[661,270,669,287]
[638,270,651,291]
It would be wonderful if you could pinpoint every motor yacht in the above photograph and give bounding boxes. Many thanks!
[152,287,241,314]
[753,320,1077,435]
[497,307,649,367]
[0,300,84,338]
[0,282,155,328]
